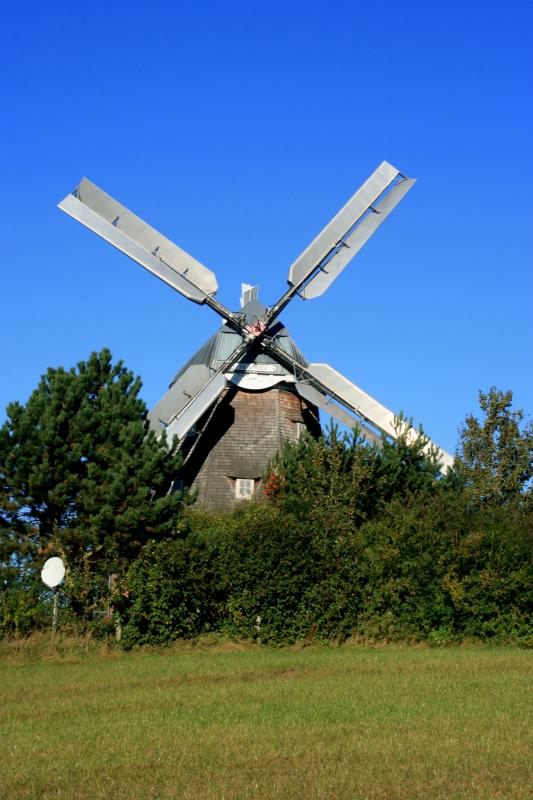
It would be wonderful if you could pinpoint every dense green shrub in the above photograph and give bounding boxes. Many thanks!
[0,579,49,637]
[266,421,446,529]
[218,502,338,643]
[355,493,533,643]
[117,531,224,647]
[116,492,532,647]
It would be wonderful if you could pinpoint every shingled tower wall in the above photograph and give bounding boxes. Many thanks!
[179,384,320,510]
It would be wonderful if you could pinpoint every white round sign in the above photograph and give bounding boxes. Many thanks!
[41,557,65,589]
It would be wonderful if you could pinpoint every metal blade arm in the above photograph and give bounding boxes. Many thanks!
[295,380,382,446]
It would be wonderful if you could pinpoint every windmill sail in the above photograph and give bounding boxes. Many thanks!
[295,380,381,445]
[287,162,414,299]
[153,331,256,441]
[147,364,213,431]
[306,363,454,471]
[262,338,452,473]
[163,373,228,442]
[58,179,218,303]
[299,176,415,299]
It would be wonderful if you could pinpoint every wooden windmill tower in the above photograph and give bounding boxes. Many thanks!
[58,162,453,509]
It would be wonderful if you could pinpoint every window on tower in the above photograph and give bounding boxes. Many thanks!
[235,478,254,500]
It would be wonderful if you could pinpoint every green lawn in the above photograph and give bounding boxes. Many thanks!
[1,641,531,799]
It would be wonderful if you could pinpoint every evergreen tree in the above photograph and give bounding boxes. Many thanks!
[265,418,444,528]
[0,480,26,587]
[0,349,182,618]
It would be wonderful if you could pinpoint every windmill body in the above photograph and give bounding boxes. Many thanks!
[58,162,454,509]
[169,294,320,507]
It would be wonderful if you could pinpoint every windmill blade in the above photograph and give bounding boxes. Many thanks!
[152,329,254,442]
[306,363,454,472]
[288,161,414,296]
[58,179,218,303]
[262,336,382,443]
[163,373,228,442]
[295,380,382,446]
[261,337,453,472]
[300,175,415,299]
[147,364,212,431]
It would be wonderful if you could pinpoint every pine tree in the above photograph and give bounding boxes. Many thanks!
[0,349,183,618]
[266,418,443,527]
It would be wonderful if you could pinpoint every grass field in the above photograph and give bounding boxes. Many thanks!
[1,638,531,800]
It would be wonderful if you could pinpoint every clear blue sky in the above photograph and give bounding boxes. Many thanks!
[2,0,532,455]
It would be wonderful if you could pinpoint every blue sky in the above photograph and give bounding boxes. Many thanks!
[2,0,532,455]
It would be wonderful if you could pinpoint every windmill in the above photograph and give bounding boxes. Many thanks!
[58,161,453,509]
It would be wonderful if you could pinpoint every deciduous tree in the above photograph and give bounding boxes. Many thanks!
[457,387,532,506]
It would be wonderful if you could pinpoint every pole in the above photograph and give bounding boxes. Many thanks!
[52,589,58,635]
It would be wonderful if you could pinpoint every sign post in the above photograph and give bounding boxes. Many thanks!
[41,557,66,634]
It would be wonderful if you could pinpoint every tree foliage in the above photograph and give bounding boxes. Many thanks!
[117,485,530,647]
[116,393,532,648]
[116,531,224,648]
[2,373,532,646]
[265,418,446,530]
[457,387,533,506]
[0,349,182,619]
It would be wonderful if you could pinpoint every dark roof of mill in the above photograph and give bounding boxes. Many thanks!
[170,296,308,388]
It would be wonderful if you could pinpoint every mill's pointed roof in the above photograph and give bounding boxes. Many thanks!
[169,296,307,388]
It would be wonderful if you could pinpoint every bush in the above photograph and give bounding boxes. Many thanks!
[117,531,224,648]
[219,502,320,643]
[354,494,533,644]
[114,492,533,648]
[0,579,49,637]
